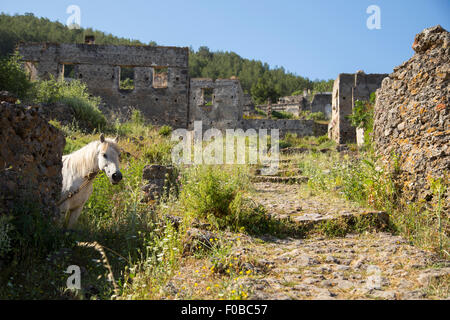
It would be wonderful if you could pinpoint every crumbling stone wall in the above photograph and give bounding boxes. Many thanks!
[238,119,328,137]
[257,95,309,116]
[242,94,255,115]
[328,71,387,144]
[189,78,244,129]
[278,95,306,104]
[18,43,190,128]
[373,25,449,206]
[256,92,331,119]
[311,92,332,118]
[0,97,65,219]
[199,119,327,138]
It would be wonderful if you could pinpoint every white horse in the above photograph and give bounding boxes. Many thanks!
[59,134,122,229]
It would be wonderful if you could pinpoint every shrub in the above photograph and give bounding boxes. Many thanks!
[158,125,172,137]
[33,78,106,131]
[143,139,174,165]
[180,165,249,229]
[0,53,33,99]
[254,107,267,117]
[119,78,134,90]
[114,109,150,137]
[347,100,373,129]
[308,111,326,121]
[299,110,327,121]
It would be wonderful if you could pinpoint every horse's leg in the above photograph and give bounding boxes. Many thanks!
[66,206,84,229]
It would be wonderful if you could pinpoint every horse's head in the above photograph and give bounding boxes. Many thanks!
[98,134,122,185]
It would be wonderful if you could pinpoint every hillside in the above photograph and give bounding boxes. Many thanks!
[0,13,333,103]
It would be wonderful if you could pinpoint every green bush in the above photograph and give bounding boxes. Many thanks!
[180,165,249,229]
[347,95,375,130]
[254,107,267,117]
[33,78,106,131]
[114,109,150,137]
[0,53,33,99]
[119,78,134,90]
[298,110,327,121]
[158,125,172,137]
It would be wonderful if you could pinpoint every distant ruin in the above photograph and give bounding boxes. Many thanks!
[311,93,332,118]
[189,78,244,129]
[328,71,388,144]
[257,91,332,119]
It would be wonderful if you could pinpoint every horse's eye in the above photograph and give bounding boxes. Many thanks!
[103,154,107,159]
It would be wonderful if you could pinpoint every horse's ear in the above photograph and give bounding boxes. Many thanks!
[114,135,119,143]
[100,133,105,143]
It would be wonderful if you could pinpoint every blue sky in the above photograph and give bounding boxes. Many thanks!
[2,0,449,80]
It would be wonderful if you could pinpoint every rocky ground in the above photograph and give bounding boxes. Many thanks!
[236,230,449,300]
[235,164,449,300]
[166,158,449,300]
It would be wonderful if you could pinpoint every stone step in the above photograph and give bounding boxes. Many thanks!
[275,210,390,233]
[252,159,294,165]
[253,168,302,177]
[250,175,309,184]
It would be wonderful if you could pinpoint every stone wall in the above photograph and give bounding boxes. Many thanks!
[188,78,244,129]
[242,94,255,115]
[239,119,328,137]
[373,25,449,206]
[0,98,65,219]
[18,43,190,128]
[257,96,309,116]
[199,119,327,138]
[328,71,388,144]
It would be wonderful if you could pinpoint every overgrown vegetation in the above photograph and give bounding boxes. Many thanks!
[0,52,33,99]
[0,54,107,132]
[347,92,376,148]
[33,77,107,131]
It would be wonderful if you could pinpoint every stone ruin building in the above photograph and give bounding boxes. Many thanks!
[19,42,190,128]
[17,39,328,137]
[0,92,65,220]
[311,92,332,118]
[188,78,244,129]
[328,71,388,144]
[256,91,332,119]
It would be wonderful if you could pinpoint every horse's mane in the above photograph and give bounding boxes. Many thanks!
[63,139,119,178]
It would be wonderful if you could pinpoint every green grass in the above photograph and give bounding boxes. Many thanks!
[271,110,294,119]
